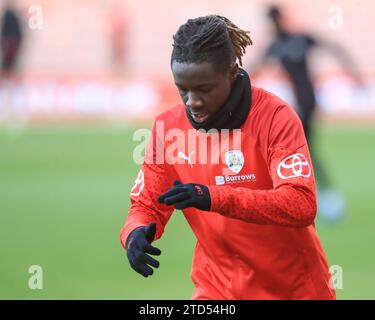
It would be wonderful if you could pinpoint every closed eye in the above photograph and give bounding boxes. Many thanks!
[197,87,212,94]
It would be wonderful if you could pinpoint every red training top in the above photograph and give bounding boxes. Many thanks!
[120,86,335,300]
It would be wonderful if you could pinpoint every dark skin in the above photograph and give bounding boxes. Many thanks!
[171,61,238,123]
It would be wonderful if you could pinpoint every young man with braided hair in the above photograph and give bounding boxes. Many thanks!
[120,15,335,300]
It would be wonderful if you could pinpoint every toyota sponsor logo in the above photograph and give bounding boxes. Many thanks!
[277,153,311,180]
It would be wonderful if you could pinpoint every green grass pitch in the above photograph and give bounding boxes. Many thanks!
[0,123,374,299]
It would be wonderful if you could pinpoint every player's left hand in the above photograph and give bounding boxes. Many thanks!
[157,180,211,211]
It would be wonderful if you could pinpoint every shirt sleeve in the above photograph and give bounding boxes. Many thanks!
[208,104,317,228]
[119,120,175,248]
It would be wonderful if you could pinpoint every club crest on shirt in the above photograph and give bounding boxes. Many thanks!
[225,150,244,174]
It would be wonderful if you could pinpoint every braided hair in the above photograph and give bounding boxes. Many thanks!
[171,15,253,72]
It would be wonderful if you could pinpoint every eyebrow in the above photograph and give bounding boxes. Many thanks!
[175,82,215,89]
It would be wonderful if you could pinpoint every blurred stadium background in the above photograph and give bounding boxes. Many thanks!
[0,0,374,299]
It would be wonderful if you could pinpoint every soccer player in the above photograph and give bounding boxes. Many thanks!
[250,5,363,223]
[1,1,23,76]
[120,15,335,300]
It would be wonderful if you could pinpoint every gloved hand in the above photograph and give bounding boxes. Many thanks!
[125,222,161,277]
[157,180,211,211]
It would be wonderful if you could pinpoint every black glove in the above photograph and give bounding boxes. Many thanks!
[157,180,211,211]
[125,222,161,277]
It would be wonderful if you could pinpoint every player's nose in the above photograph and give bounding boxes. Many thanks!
[186,92,204,111]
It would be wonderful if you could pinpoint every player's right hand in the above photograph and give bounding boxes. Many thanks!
[125,222,161,277]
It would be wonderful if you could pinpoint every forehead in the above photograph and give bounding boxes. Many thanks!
[172,61,223,86]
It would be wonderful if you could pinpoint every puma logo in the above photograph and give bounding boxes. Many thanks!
[178,151,194,167]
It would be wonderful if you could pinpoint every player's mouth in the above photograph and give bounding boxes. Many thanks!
[190,112,209,123]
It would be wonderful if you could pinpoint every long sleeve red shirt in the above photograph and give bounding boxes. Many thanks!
[120,86,335,300]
